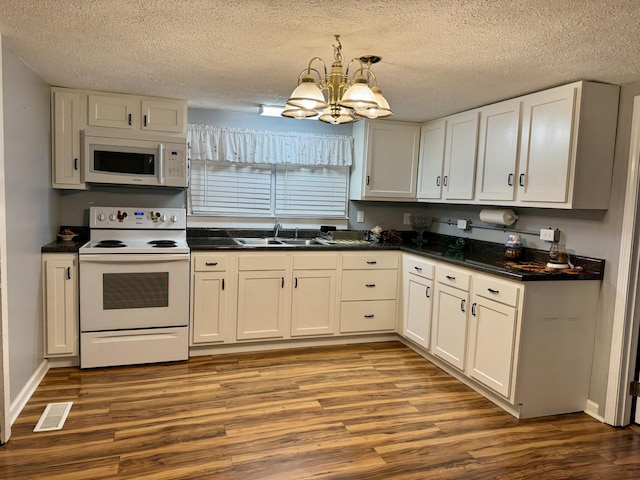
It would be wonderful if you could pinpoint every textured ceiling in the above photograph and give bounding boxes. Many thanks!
[2,0,640,122]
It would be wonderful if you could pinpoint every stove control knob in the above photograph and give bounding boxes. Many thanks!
[97,213,106,221]
[160,214,167,222]
[171,215,178,222]
[109,213,117,221]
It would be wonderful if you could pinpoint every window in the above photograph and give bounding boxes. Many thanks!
[189,160,348,218]
[187,124,353,220]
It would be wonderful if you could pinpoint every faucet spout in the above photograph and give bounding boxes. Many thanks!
[273,218,281,238]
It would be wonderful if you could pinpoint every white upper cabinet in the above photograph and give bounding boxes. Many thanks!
[88,94,139,129]
[416,120,447,200]
[51,90,83,189]
[141,99,187,134]
[514,81,619,209]
[475,99,521,202]
[350,120,421,200]
[442,111,480,201]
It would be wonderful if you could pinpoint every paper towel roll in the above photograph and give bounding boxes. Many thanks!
[479,208,518,226]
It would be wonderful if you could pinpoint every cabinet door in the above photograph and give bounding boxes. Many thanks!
[52,90,82,187]
[443,111,479,200]
[403,274,433,349]
[468,297,518,398]
[88,94,139,129]
[141,100,186,133]
[191,272,227,344]
[365,121,420,199]
[43,256,78,356]
[475,100,521,201]
[237,271,288,340]
[517,84,576,203]
[291,270,336,336]
[417,120,446,200]
[432,284,469,370]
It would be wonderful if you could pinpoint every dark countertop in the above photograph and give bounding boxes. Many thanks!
[187,234,604,282]
[40,227,604,282]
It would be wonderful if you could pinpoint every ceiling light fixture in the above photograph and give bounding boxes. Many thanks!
[283,35,393,125]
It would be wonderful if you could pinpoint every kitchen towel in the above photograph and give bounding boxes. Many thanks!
[479,208,518,226]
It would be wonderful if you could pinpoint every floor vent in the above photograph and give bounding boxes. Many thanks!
[33,401,73,432]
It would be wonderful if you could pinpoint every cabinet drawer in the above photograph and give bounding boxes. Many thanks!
[436,266,471,291]
[238,254,287,271]
[342,253,399,270]
[403,255,435,279]
[474,274,520,307]
[342,270,398,301]
[340,300,397,332]
[193,255,228,271]
[293,253,338,270]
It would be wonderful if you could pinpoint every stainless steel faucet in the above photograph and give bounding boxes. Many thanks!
[273,218,281,238]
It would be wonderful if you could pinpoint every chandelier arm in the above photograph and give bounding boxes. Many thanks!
[296,66,325,86]
[344,58,369,84]
[304,57,328,83]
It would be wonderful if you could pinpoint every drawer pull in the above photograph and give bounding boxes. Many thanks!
[443,175,448,186]
[446,275,456,281]
[128,113,132,126]
[295,277,298,288]
[222,278,225,290]
[366,261,377,265]
[487,288,500,294]
[460,299,466,312]
[365,284,376,288]
[519,173,525,187]
[507,173,514,186]
[471,302,477,316]
[436,175,441,187]
[426,286,430,298]
[66,267,71,280]
[205,262,218,266]
[414,266,423,271]
[364,314,375,318]
[281,277,284,288]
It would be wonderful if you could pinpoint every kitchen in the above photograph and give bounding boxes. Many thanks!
[1,1,640,477]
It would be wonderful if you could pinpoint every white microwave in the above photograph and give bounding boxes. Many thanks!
[83,129,188,188]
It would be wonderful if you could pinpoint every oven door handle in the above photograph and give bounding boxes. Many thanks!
[80,254,189,263]
[158,143,165,185]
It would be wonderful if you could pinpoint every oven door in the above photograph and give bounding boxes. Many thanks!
[80,253,189,331]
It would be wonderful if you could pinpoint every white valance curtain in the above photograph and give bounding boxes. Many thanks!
[187,124,353,167]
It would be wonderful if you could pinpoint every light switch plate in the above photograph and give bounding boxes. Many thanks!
[403,213,411,225]
[457,219,470,230]
[356,211,365,223]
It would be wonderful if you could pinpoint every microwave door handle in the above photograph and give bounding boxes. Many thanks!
[158,143,165,185]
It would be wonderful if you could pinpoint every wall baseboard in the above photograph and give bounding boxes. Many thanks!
[584,399,604,422]
[10,359,49,425]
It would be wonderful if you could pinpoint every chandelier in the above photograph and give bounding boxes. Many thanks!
[283,35,393,124]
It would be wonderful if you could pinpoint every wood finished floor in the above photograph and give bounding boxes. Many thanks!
[1,341,639,479]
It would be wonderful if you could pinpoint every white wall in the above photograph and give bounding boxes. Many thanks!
[2,45,58,404]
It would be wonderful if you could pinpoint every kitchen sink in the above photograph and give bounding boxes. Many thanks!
[234,238,284,246]
[233,237,327,247]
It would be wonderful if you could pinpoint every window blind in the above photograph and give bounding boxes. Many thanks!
[275,165,348,218]
[190,159,272,216]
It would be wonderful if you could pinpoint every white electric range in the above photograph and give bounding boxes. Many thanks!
[78,206,190,368]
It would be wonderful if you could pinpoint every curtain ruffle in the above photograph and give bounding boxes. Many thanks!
[187,124,353,167]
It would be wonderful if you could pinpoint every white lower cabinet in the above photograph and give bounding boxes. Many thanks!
[431,266,471,371]
[191,254,234,344]
[402,255,435,349]
[400,254,601,418]
[339,252,399,333]
[42,253,78,357]
[467,275,521,398]
[236,254,289,340]
[291,254,338,337]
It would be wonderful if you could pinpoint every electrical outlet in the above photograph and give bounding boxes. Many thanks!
[540,228,560,242]
[457,219,470,230]
[356,211,365,223]
[403,213,411,225]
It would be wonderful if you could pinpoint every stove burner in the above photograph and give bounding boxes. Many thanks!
[148,240,177,248]
[96,240,126,248]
